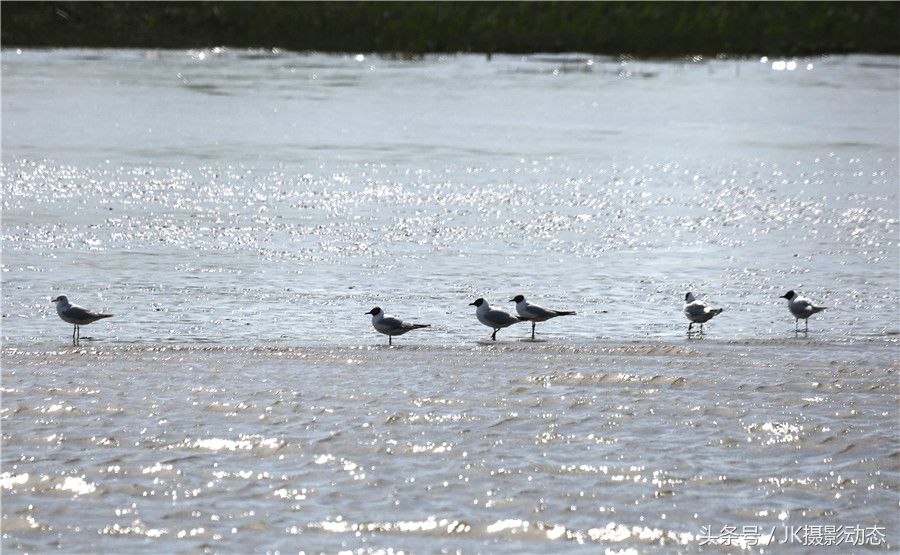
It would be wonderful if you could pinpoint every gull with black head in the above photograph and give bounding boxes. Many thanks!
[682,292,723,336]
[780,290,826,333]
[51,295,114,345]
[365,306,430,345]
[509,294,576,340]
[469,298,526,341]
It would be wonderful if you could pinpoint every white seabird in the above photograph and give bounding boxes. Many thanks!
[365,306,430,345]
[469,298,526,341]
[683,291,723,336]
[780,290,826,332]
[509,294,576,340]
[51,295,113,345]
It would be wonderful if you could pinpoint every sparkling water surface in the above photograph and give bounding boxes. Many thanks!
[2,50,898,553]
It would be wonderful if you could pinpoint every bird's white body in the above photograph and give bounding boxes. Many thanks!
[785,294,826,319]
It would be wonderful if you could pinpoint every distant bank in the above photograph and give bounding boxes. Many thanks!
[2,1,898,56]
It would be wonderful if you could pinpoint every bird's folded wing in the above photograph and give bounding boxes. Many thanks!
[487,310,521,324]
[63,306,99,319]
[525,306,558,319]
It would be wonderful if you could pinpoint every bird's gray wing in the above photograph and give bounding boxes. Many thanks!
[523,304,558,319]
[381,316,411,331]
[486,309,519,326]
[683,302,707,317]
[63,305,99,320]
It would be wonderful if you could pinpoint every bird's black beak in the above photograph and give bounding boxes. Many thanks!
[468,302,477,306]
[508,298,516,302]
[780,294,790,299]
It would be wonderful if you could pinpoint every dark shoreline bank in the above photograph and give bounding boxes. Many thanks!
[3,1,899,57]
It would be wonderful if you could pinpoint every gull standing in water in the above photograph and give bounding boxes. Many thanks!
[682,292,723,336]
[509,294,576,340]
[365,306,430,345]
[469,298,526,341]
[780,290,826,333]
[51,295,114,345]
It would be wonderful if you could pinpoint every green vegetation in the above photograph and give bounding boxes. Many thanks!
[2,1,898,56]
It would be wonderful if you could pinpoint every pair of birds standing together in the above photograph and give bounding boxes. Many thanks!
[367,295,575,345]
[683,290,827,335]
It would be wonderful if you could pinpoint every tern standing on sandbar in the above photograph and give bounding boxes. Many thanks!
[780,290,826,333]
[51,295,114,345]
[682,291,723,336]
[470,298,526,341]
[366,306,430,345]
[510,294,576,340]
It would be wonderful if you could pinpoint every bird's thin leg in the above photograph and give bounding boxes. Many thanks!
[687,322,693,336]
[794,318,799,333]
[531,322,536,340]
[491,328,497,341]
[804,319,809,333]
[389,336,392,346]
[72,325,77,345]
[700,323,705,335]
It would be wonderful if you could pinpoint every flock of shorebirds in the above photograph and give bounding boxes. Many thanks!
[51,290,827,346]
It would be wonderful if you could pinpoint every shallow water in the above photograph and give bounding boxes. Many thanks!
[2,50,899,345]
[2,50,899,553]
[2,340,898,553]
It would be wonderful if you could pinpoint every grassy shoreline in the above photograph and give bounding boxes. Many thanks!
[3,1,899,57]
